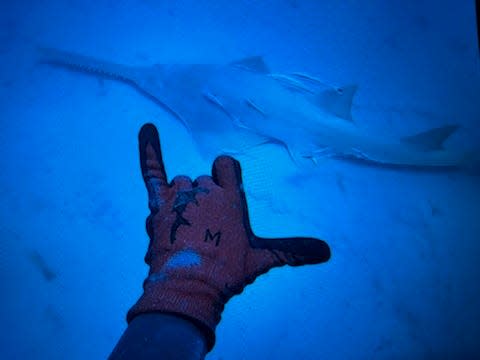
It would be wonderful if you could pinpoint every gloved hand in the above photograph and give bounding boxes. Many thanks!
[127,123,331,352]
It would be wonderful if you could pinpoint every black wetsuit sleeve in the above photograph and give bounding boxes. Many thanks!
[108,313,208,360]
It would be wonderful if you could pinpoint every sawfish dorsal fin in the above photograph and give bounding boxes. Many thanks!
[315,85,357,122]
[401,124,460,151]
[230,56,270,74]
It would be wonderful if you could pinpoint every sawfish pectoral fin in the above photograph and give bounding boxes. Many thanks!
[401,124,460,151]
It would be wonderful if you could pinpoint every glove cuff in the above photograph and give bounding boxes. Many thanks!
[126,270,227,352]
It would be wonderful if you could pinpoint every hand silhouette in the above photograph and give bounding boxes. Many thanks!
[128,123,331,351]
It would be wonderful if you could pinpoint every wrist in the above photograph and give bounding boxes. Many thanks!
[127,267,227,352]
[110,312,208,359]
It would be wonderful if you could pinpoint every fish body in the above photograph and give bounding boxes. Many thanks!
[38,48,475,170]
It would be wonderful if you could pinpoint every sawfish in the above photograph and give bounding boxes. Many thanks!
[38,47,475,170]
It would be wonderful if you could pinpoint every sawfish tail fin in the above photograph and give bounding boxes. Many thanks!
[37,47,138,83]
[402,125,480,173]
[401,124,460,151]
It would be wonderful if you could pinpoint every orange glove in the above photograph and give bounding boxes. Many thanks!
[127,123,331,352]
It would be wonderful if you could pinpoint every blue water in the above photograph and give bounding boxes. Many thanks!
[1,0,479,359]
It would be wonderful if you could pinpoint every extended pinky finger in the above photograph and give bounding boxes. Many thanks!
[138,123,169,211]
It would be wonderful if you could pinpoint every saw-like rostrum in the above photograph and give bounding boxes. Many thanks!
[38,47,477,171]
